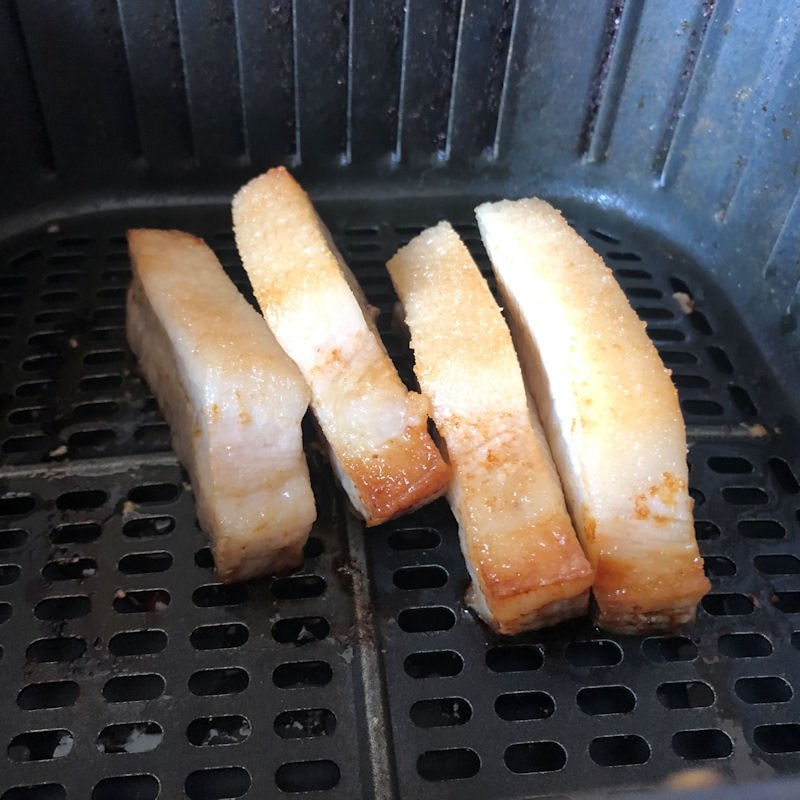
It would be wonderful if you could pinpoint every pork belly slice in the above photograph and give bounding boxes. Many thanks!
[387,222,594,634]
[126,229,315,582]
[232,168,450,526]
[476,199,710,634]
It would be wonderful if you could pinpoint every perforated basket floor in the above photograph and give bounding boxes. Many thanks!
[1,200,799,800]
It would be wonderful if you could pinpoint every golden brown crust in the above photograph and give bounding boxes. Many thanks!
[340,423,451,526]
[476,198,710,632]
[232,168,450,525]
[387,221,594,634]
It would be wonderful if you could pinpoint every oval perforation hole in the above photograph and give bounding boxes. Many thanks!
[50,522,101,544]
[72,400,118,419]
[8,730,74,762]
[0,528,28,549]
[417,748,480,781]
[689,310,713,334]
[127,482,179,504]
[192,583,247,607]
[274,708,336,739]
[661,349,697,365]
[97,721,162,754]
[708,456,753,474]
[754,724,800,753]
[26,636,86,663]
[411,697,471,728]
[707,345,734,373]
[187,714,251,746]
[607,250,642,262]
[738,519,785,539]
[123,515,175,539]
[657,681,715,709]
[769,457,800,494]
[672,729,733,760]
[8,406,50,425]
[118,551,173,575]
[272,616,330,645]
[113,588,170,613]
[577,685,636,715]
[2,434,50,455]
[16,380,55,398]
[56,488,107,510]
[191,623,248,650]
[627,286,663,299]
[642,636,697,663]
[83,348,125,365]
[42,557,96,581]
[103,673,165,702]
[694,521,721,541]
[404,650,464,679]
[388,527,441,550]
[504,741,567,774]
[109,629,167,657]
[272,660,332,688]
[0,494,36,516]
[92,775,159,800]
[303,536,324,559]
[393,565,448,590]
[718,632,772,659]
[722,487,769,505]
[0,602,11,624]
[565,640,623,668]
[2,784,66,800]
[590,734,650,766]
[495,691,554,721]
[194,547,213,569]
[79,373,122,391]
[682,399,723,415]
[735,676,792,704]
[190,667,250,696]
[275,760,340,793]
[34,595,90,620]
[17,681,79,710]
[0,563,21,585]
[398,606,456,633]
[702,593,753,616]
[672,374,710,389]
[771,591,800,614]
[67,428,117,457]
[486,644,543,672]
[704,556,736,578]
[754,554,800,575]
[134,423,170,447]
[636,306,674,321]
[271,574,326,600]
[728,384,757,416]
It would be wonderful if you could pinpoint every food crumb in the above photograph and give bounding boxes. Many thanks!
[182,480,192,492]
[114,588,127,599]
[672,291,695,314]
[122,500,137,516]
[664,768,724,790]
[48,444,68,459]
[47,223,61,234]
[68,337,78,349]
[741,422,769,438]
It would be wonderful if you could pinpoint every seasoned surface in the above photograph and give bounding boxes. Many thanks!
[388,222,593,634]
[232,168,450,525]
[127,229,315,580]
[477,199,710,632]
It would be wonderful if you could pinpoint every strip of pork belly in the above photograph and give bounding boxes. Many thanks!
[126,229,315,582]
[476,199,710,634]
[387,222,593,634]
[232,168,450,526]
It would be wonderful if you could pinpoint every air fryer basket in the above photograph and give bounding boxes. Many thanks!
[2,2,800,799]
